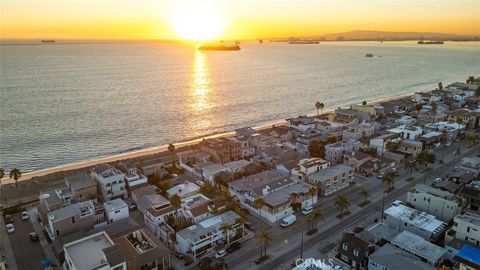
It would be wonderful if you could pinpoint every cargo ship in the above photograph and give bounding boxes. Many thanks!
[197,44,241,51]
[288,40,319,44]
[41,40,56,43]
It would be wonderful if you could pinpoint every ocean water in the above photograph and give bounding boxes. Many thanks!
[1,41,479,172]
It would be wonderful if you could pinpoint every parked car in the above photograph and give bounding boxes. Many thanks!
[453,167,459,171]
[21,211,29,221]
[280,215,296,228]
[215,249,227,259]
[226,242,241,253]
[353,225,365,233]
[6,223,14,234]
[376,173,384,179]
[5,214,13,224]
[244,222,255,231]
[29,232,39,241]
[301,205,313,215]
[433,177,443,184]
[254,256,268,264]
[196,180,205,186]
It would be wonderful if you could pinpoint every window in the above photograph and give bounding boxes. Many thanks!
[343,243,348,251]
[115,210,120,214]
[72,217,76,224]
[353,249,359,256]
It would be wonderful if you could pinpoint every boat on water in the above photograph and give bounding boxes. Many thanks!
[41,40,55,43]
[365,54,374,57]
[288,40,319,44]
[418,39,444,44]
[197,44,241,51]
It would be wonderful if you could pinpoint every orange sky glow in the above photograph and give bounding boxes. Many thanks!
[1,0,479,40]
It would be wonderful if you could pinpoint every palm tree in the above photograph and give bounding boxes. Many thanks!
[312,209,324,230]
[169,194,182,226]
[308,186,317,206]
[258,229,274,258]
[438,82,443,91]
[430,102,438,124]
[405,161,416,176]
[319,102,325,114]
[362,100,367,106]
[414,103,423,114]
[0,168,4,206]
[383,170,399,190]
[235,215,247,237]
[334,194,350,217]
[167,144,175,152]
[220,223,232,245]
[306,214,315,231]
[255,197,265,220]
[9,168,21,187]
[360,188,370,203]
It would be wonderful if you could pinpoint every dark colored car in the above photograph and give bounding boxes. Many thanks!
[254,256,269,264]
[226,242,241,253]
[244,222,255,231]
[29,232,39,241]
[5,214,14,224]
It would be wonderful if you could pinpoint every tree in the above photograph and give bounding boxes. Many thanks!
[383,170,399,190]
[258,229,274,258]
[315,102,322,116]
[168,144,175,152]
[308,140,325,158]
[255,197,265,220]
[362,100,367,106]
[306,214,315,231]
[476,86,480,97]
[0,168,4,188]
[327,136,338,144]
[438,82,443,91]
[417,151,436,170]
[235,215,247,237]
[220,223,232,244]
[405,160,416,176]
[199,181,217,197]
[157,180,171,197]
[334,194,350,217]
[360,188,370,203]
[312,209,324,230]
[465,132,479,146]
[308,186,317,206]
[430,102,438,123]
[414,103,423,114]
[385,141,399,152]
[9,168,21,187]
[169,194,182,227]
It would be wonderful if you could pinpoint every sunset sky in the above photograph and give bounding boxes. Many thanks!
[1,0,479,40]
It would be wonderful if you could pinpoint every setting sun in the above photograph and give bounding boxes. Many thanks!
[171,1,226,41]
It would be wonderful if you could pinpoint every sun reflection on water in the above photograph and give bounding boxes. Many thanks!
[190,50,213,131]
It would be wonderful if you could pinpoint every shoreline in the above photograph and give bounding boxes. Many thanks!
[0,91,414,185]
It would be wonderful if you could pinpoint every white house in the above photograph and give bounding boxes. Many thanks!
[325,139,360,163]
[395,115,417,126]
[63,231,126,270]
[201,163,228,182]
[104,198,129,223]
[91,164,127,201]
[291,158,331,180]
[387,125,423,140]
[123,168,148,192]
[446,211,480,247]
[286,116,316,132]
[370,133,401,155]
[167,182,200,198]
[406,184,460,222]
[176,211,245,261]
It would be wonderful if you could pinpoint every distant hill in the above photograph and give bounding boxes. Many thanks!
[301,30,479,41]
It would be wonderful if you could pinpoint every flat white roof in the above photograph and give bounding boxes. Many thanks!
[385,204,446,233]
[392,231,446,262]
[64,231,113,269]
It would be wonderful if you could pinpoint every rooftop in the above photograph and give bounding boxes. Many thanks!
[454,211,480,227]
[368,244,434,270]
[309,164,353,181]
[177,211,239,241]
[48,200,94,223]
[454,245,480,268]
[409,184,457,201]
[229,170,292,194]
[104,198,128,212]
[65,173,96,191]
[384,203,446,234]
[263,181,313,208]
[391,231,446,262]
[224,159,250,171]
[357,223,399,244]
[298,158,329,169]
[92,164,124,179]
[167,182,200,197]
[64,231,121,270]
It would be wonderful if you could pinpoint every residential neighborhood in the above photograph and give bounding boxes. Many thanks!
[1,75,480,270]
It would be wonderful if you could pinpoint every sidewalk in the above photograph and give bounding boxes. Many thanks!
[0,212,17,270]
[28,207,61,270]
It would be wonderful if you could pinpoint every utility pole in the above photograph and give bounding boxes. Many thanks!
[300,231,304,260]
[381,191,386,222]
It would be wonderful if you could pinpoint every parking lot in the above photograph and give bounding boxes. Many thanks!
[6,212,46,270]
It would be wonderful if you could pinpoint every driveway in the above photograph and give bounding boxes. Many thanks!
[6,212,46,270]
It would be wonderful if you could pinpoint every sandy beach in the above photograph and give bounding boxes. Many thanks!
[0,92,414,185]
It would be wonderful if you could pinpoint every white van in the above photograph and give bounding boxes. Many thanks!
[302,205,313,215]
[280,215,297,228]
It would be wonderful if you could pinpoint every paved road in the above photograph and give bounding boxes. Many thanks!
[225,141,477,270]
[6,212,46,270]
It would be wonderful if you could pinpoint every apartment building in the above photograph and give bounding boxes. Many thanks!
[407,184,460,222]
[307,164,354,197]
[199,137,242,163]
[91,164,127,201]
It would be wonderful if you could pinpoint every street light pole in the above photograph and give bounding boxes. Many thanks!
[300,231,304,259]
